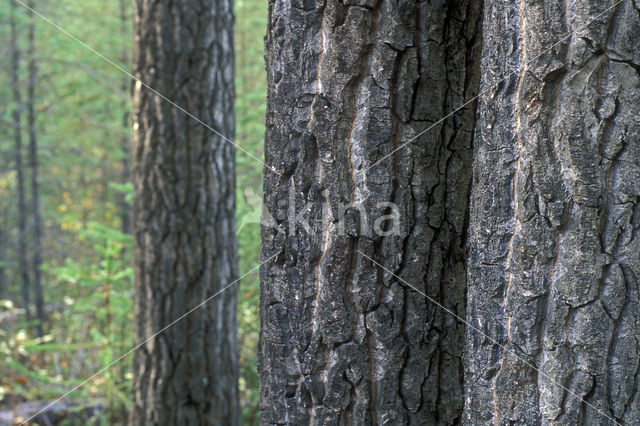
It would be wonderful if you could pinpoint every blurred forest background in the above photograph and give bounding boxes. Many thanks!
[0,0,265,423]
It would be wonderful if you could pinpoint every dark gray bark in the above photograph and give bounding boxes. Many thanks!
[27,0,44,338]
[465,0,640,424]
[260,0,481,423]
[10,0,31,323]
[130,0,238,424]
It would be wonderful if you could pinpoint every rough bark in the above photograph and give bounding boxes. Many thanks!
[10,0,31,323]
[27,0,44,338]
[465,0,640,424]
[260,0,481,424]
[130,0,238,424]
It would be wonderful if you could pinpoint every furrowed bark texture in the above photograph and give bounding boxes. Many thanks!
[260,0,481,423]
[465,0,640,424]
[131,0,237,424]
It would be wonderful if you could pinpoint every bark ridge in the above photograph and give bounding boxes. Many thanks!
[260,0,481,423]
[465,1,640,424]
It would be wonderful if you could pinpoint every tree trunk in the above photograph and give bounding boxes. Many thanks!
[27,0,44,338]
[260,0,481,423]
[0,224,6,300]
[10,0,31,323]
[118,0,132,235]
[465,0,640,424]
[130,0,238,424]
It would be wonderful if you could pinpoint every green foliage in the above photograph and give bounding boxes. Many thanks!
[235,0,268,422]
[1,0,268,422]
[52,222,135,413]
[1,221,133,423]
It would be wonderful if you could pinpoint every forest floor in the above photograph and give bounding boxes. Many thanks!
[0,394,104,425]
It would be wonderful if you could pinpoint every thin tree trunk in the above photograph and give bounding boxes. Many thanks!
[27,0,44,338]
[260,0,481,423]
[0,224,6,300]
[118,0,131,235]
[465,0,640,424]
[10,0,31,323]
[130,0,238,424]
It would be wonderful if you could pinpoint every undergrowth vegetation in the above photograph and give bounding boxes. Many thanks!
[0,0,267,423]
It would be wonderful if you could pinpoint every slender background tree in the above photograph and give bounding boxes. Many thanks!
[118,0,132,235]
[9,0,31,324]
[260,0,481,423]
[130,0,238,424]
[465,0,640,424]
[26,0,45,337]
